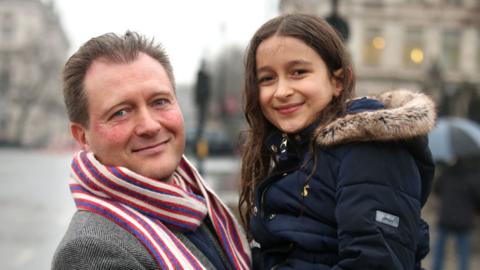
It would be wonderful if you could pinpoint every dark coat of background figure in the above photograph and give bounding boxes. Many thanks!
[431,158,480,270]
[435,160,480,231]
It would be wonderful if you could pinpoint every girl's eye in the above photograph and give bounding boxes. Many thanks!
[258,75,274,85]
[292,69,307,76]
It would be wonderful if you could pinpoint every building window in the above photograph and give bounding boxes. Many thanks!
[364,0,383,7]
[478,31,480,71]
[403,27,425,68]
[442,30,461,70]
[0,69,10,95]
[445,0,463,6]
[1,12,14,40]
[406,0,429,3]
[0,117,5,130]
[0,54,11,95]
[0,62,9,134]
[363,27,385,66]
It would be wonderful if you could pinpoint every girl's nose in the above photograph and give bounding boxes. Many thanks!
[273,78,294,99]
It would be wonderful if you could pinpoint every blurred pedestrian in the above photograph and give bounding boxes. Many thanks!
[238,13,436,269]
[193,60,211,174]
[194,59,211,142]
[432,158,480,270]
[52,31,250,270]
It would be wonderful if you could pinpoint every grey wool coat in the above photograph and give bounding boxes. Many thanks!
[52,210,226,269]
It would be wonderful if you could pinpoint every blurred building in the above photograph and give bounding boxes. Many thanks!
[279,0,480,113]
[0,0,69,147]
[176,83,195,134]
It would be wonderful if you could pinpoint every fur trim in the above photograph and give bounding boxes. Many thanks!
[315,89,437,146]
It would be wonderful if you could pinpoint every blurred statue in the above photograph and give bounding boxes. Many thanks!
[194,59,211,143]
[194,60,211,174]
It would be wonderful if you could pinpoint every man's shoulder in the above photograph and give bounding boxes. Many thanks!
[52,210,156,270]
[63,210,134,242]
[58,210,159,253]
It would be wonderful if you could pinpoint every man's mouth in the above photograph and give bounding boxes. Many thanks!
[132,139,170,155]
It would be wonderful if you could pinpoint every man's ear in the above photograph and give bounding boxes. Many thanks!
[70,123,90,151]
[332,69,344,97]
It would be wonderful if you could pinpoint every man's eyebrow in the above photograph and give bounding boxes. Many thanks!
[100,101,129,119]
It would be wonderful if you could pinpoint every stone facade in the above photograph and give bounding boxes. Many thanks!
[279,0,480,100]
[0,0,69,147]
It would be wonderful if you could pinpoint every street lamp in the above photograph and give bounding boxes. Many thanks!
[326,0,349,42]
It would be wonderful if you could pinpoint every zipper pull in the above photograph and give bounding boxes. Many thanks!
[280,133,288,154]
[301,184,310,197]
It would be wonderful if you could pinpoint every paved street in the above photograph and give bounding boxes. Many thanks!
[1,148,479,270]
[0,149,74,270]
[0,149,240,270]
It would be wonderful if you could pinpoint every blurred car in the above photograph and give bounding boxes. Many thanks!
[185,129,236,156]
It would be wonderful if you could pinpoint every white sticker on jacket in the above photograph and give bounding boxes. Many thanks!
[375,210,399,228]
[250,240,261,248]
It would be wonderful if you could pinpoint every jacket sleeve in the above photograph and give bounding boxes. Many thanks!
[332,142,424,270]
[52,235,148,270]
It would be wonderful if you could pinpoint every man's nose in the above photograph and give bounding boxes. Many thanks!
[135,108,161,136]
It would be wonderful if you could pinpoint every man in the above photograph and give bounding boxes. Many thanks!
[52,31,250,270]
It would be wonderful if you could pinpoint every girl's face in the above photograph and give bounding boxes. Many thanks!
[256,35,342,133]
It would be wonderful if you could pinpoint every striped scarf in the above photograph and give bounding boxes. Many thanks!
[69,151,251,270]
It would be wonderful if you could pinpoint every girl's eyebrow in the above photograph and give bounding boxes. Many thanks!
[257,60,312,73]
[286,60,312,67]
[256,66,270,74]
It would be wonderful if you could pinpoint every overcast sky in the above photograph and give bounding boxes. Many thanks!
[54,0,279,85]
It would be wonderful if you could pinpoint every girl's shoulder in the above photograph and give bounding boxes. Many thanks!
[314,89,435,148]
[317,140,407,163]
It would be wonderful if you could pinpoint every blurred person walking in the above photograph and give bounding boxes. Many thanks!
[432,158,480,270]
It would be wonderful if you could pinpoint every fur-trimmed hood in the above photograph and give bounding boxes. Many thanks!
[252,89,435,269]
[315,89,436,146]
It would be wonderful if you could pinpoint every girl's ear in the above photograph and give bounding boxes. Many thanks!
[332,69,344,97]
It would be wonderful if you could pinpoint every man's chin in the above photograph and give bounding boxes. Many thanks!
[135,162,177,182]
[126,151,182,181]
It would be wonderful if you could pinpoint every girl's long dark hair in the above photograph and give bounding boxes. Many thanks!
[239,14,356,237]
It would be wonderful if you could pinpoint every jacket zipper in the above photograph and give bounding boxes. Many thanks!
[279,133,288,154]
[259,133,289,217]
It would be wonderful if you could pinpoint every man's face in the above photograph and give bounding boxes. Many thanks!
[71,53,185,181]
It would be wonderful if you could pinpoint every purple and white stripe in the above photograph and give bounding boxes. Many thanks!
[69,151,251,270]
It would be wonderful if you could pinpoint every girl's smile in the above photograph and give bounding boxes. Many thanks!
[275,101,304,115]
[256,35,343,133]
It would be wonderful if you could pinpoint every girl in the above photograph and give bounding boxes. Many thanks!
[239,14,436,269]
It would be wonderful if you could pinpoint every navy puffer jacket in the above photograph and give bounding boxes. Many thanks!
[250,90,436,270]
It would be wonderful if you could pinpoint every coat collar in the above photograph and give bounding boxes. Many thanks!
[315,89,436,146]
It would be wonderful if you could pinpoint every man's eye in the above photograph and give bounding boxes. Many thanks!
[152,98,169,107]
[111,109,128,119]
